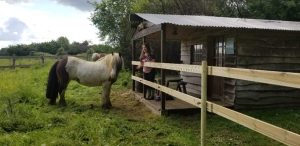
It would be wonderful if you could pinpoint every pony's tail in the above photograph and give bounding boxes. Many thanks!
[46,61,59,103]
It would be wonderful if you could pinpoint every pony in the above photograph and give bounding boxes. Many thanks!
[91,53,106,61]
[46,52,123,109]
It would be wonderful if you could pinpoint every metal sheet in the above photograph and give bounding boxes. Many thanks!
[135,13,300,31]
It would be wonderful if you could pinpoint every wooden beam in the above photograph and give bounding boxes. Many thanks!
[132,61,202,74]
[132,24,161,40]
[209,66,300,89]
[132,61,300,89]
[132,76,201,107]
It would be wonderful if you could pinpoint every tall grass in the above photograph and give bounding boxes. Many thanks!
[0,59,299,145]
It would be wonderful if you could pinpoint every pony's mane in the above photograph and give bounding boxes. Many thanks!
[100,53,122,66]
[100,53,123,82]
[97,53,123,80]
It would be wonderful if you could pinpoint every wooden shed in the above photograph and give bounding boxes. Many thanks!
[130,13,300,111]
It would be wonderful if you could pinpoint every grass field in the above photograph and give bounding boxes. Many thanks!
[0,59,299,145]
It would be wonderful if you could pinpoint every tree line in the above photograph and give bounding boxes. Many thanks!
[0,36,115,56]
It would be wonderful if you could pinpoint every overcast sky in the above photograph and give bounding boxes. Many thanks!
[0,0,101,49]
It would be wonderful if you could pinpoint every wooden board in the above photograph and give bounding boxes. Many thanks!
[209,66,300,89]
[132,61,300,89]
[133,92,198,114]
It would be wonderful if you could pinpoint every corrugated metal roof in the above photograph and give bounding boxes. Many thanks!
[135,13,300,31]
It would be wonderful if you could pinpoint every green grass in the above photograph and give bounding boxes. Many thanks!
[0,59,11,66]
[0,59,299,146]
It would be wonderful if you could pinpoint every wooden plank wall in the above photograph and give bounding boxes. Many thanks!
[180,38,236,105]
[235,32,300,108]
[180,40,202,97]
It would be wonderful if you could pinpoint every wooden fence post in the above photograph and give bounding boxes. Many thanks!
[41,54,45,65]
[201,61,208,146]
[12,54,16,69]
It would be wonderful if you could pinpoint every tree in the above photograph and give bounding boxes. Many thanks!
[0,48,8,56]
[245,0,300,21]
[90,44,114,53]
[131,0,216,15]
[68,42,81,55]
[36,41,60,55]
[56,36,70,51]
[91,0,133,68]
[5,44,33,56]
[56,47,66,56]
[79,40,89,52]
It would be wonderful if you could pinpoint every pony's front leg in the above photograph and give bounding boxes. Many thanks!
[101,81,112,109]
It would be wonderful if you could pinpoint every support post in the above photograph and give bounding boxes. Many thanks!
[41,54,45,65]
[201,61,208,146]
[160,24,166,114]
[142,37,145,98]
[12,54,16,69]
[132,40,136,91]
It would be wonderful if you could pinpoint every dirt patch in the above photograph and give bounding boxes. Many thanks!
[110,89,158,121]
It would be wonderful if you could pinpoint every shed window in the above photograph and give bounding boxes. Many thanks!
[191,44,205,64]
[214,37,235,67]
[215,38,225,66]
[225,38,235,55]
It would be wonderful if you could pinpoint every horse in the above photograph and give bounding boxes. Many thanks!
[46,52,123,109]
[91,53,106,61]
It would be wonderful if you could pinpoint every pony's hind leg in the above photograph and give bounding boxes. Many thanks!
[56,57,69,106]
[49,98,57,105]
[58,89,67,106]
[102,81,112,109]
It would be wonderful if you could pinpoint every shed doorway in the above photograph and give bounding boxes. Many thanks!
[208,37,225,100]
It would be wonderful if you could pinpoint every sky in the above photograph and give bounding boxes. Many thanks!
[0,0,102,49]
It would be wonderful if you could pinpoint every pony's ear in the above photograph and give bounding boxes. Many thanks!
[111,52,114,55]
[119,52,122,57]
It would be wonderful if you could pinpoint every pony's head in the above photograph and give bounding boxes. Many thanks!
[92,53,106,61]
[107,52,123,83]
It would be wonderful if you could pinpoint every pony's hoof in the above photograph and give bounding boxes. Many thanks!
[49,100,56,105]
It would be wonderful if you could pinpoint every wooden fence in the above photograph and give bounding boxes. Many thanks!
[0,55,48,69]
[132,61,300,146]
[0,54,88,69]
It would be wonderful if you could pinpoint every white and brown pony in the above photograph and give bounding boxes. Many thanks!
[91,53,106,61]
[46,53,123,109]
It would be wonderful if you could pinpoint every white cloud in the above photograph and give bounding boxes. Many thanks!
[2,0,31,4]
[0,0,101,49]
[2,0,101,11]
[0,17,29,41]
[52,0,101,11]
